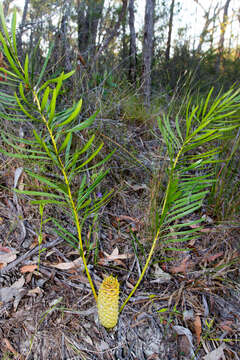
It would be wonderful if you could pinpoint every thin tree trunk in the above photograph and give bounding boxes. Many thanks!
[216,0,231,72]
[195,2,221,53]
[17,0,30,57]
[165,0,175,62]
[128,0,137,83]
[143,0,155,107]
[77,0,105,57]
[3,0,15,17]
[95,0,128,60]
[59,0,72,72]
[122,13,127,64]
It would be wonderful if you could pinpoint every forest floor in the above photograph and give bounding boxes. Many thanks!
[0,120,240,360]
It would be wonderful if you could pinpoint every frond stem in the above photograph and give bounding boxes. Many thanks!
[32,90,98,303]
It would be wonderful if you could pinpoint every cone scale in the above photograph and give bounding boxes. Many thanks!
[98,275,119,328]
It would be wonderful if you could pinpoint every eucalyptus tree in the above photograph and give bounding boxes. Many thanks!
[16,0,30,57]
[77,0,105,58]
[143,0,155,107]
[195,1,222,53]
[128,0,137,83]
[216,0,232,71]
[165,0,175,61]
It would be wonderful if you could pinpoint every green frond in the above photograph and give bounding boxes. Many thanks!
[11,9,17,55]
[55,99,82,128]
[0,147,49,160]
[35,42,54,89]
[76,169,109,211]
[38,68,75,92]
[49,88,57,125]
[30,199,68,207]
[74,143,104,170]
[25,170,68,195]
[1,132,44,155]
[41,86,50,112]
[14,93,39,121]
[66,110,99,133]
[14,189,63,199]
[51,218,79,249]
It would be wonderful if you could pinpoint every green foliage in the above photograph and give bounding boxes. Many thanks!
[120,84,240,312]
[208,128,240,221]
[0,5,114,302]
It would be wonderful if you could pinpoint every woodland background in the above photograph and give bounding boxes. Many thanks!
[0,0,240,359]
[3,0,240,109]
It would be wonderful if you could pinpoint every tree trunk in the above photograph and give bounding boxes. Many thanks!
[59,0,72,72]
[165,0,175,62]
[95,0,128,60]
[77,0,105,58]
[143,0,155,107]
[121,12,127,64]
[216,0,231,72]
[195,2,221,53]
[128,0,137,83]
[17,0,30,57]
[3,0,15,17]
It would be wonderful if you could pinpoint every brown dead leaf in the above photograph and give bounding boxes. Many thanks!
[27,287,42,296]
[203,343,226,360]
[219,320,234,333]
[3,338,21,357]
[178,335,191,356]
[49,257,84,270]
[0,246,17,266]
[189,223,212,232]
[20,264,38,273]
[170,256,193,274]
[115,214,144,229]
[98,247,133,266]
[194,315,201,345]
[206,252,223,263]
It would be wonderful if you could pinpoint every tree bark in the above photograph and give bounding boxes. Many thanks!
[165,0,175,62]
[3,0,15,17]
[77,0,105,58]
[196,2,221,53]
[128,0,137,83]
[16,0,30,57]
[216,0,232,72]
[143,0,155,107]
[95,0,128,60]
[59,0,72,72]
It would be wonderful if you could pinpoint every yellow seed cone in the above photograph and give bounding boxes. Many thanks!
[98,275,119,328]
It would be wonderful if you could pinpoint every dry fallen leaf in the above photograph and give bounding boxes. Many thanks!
[203,343,226,360]
[0,246,17,267]
[98,247,133,266]
[27,287,42,296]
[20,264,38,273]
[205,251,224,263]
[173,325,195,358]
[150,263,172,284]
[0,276,25,304]
[170,256,193,274]
[219,320,234,333]
[49,257,84,270]
[3,338,21,358]
[178,335,191,356]
[194,315,202,345]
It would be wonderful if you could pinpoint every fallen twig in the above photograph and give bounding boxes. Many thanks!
[0,237,63,275]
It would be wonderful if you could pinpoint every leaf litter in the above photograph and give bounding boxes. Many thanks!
[0,123,240,359]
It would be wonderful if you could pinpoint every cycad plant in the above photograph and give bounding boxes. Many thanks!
[120,86,240,312]
[0,6,114,303]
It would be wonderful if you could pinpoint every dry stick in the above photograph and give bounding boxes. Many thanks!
[0,237,63,275]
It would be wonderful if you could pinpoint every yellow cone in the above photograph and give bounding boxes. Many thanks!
[98,275,119,328]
